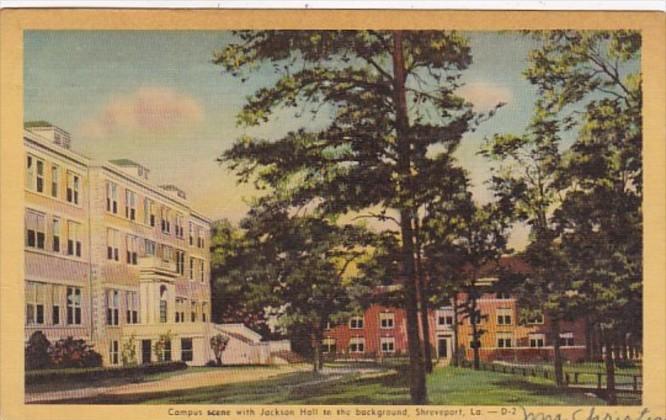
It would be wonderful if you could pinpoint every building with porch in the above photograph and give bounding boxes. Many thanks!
[24,122,280,366]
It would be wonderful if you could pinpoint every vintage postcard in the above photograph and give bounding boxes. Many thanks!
[0,8,664,420]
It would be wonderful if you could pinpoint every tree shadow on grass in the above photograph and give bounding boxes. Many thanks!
[48,367,411,405]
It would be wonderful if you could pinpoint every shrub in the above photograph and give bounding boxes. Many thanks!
[49,336,103,368]
[205,360,218,367]
[153,330,174,362]
[121,335,138,367]
[25,361,187,385]
[25,331,52,370]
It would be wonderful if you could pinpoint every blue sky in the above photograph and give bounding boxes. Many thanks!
[24,31,540,249]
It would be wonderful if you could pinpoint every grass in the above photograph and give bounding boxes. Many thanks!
[49,363,629,406]
[494,361,642,387]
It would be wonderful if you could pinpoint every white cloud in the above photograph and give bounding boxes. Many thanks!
[459,81,513,111]
[78,86,204,139]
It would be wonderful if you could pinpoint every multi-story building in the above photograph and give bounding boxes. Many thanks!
[24,121,277,366]
[323,259,587,364]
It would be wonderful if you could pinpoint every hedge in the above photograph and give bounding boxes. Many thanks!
[25,361,187,385]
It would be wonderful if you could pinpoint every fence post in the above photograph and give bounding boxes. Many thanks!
[565,373,570,386]
[523,368,527,376]
[633,376,638,391]
[574,372,579,384]
[597,373,602,389]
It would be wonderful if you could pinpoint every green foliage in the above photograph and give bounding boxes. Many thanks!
[121,334,138,367]
[153,331,174,362]
[48,336,103,369]
[210,219,274,337]
[210,333,230,366]
[25,331,52,370]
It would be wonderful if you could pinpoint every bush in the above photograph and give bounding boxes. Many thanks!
[25,361,187,385]
[205,360,218,367]
[25,331,52,370]
[49,337,103,368]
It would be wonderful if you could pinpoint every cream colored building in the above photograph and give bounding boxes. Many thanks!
[24,122,279,366]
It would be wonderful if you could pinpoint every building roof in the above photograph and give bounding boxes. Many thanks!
[109,158,143,167]
[24,120,54,128]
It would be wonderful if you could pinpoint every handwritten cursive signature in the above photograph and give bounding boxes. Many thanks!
[520,406,663,420]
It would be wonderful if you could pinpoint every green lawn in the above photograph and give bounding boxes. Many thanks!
[494,361,642,387]
[56,364,625,405]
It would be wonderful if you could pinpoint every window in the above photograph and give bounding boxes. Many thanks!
[160,339,172,362]
[189,257,195,280]
[144,198,155,226]
[189,222,194,246]
[35,158,44,193]
[380,312,395,329]
[107,229,119,261]
[470,311,483,325]
[191,301,197,322]
[181,338,193,362]
[529,333,546,348]
[51,218,60,252]
[380,336,395,353]
[52,285,64,325]
[438,315,454,326]
[51,165,59,198]
[560,332,575,347]
[161,207,171,234]
[126,291,139,324]
[161,245,174,263]
[497,308,513,325]
[175,214,184,238]
[349,316,364,329]
[202,302,208,322]
[527,312,545,325]
[109,340,119,365]
[348,337,365,353]
[25,210,45,249]
[496,292,511,299]
[66,221,82,257]
[26,282,45,325]
[66,171,80,204]
[106,289,120,326]
[125,189,136,220]
[497,333,513,348]
[26,155,35,189]
[144,239,156,256]
[322,338,336,353]
[199,259,205,283]
[126,235,138,265]
[175,298,186,323]
[159,286,168,323]
[176,250,185,275]
[66,287,82,325]
[197,227,205,248]
[106,182,118,213]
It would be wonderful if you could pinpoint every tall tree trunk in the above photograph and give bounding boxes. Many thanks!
[392,30,427,404]
[312,328,322,373]
[470,296,480,370]
[604,332,617,405]
[551,317,564,387]
[414,218,433,373]
[584,316,593,362]
[452,295,460,367]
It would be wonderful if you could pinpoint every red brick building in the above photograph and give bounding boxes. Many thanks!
[323,259,587,363]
